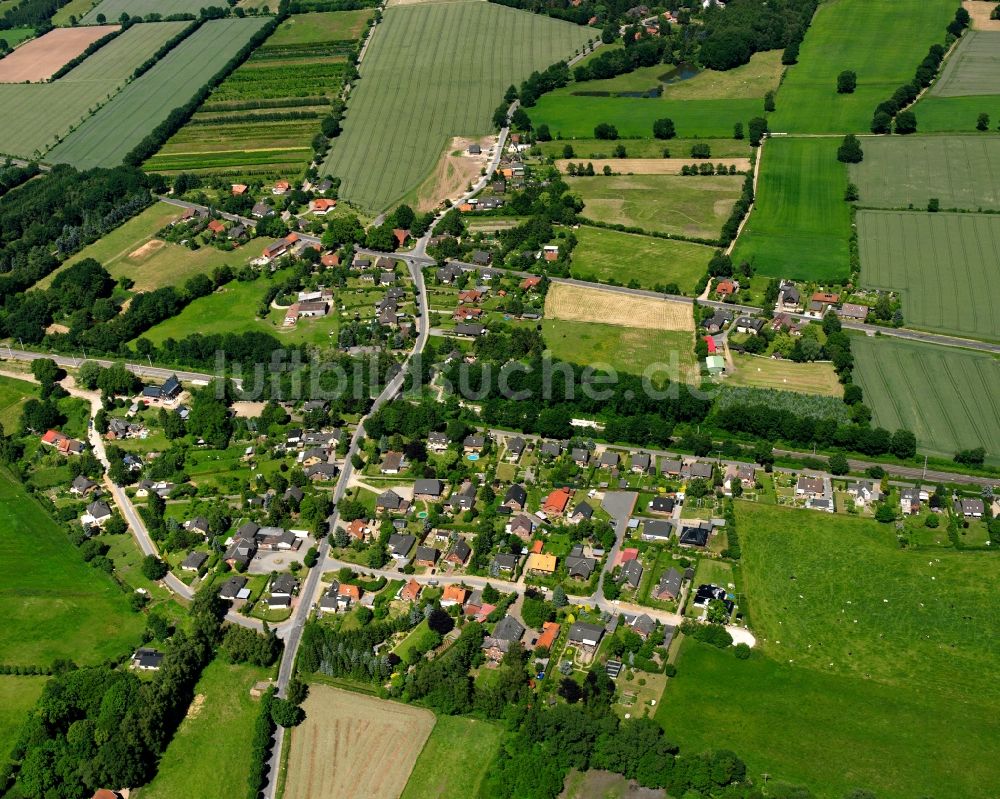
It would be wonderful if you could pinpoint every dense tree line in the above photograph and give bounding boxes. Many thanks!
[0,165,154,303]
[0,0,63,31]
[0,162,40,200]
[130,19,202,82]
[699,0,818,70]
[6,587,228,798]
[48,26,126,81]
[298,614,413,681]
[572,38,667,83]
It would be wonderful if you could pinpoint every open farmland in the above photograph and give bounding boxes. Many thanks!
[0,470,144,666]
[284,685,434,799]
[655,503,1000,799]
[769,0,956,133]
[47,17,270,170]
[568,226,714,293]
[531,96,761,140]
[81,0,207,24]
[0,21,189,158]
[543,319,697,381]
[726,353,843,396]
[849,135,1000,210]
[400,716,503,799]
[147,11,370,181]
[909,93,1000,132]
[732,137,850,281]
[928,30,1000,96]
[138,660,268,799]
[0,25,118,82]
[545,281,694,331]
[852,335,1000,462]
[321,0,592,212]
[570,173,744,240]
[857,210,1000,341]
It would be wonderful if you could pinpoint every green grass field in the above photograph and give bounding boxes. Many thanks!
[400,716,503,799]
[138,659,268,799]
[732,137,850,280]
[0,374,36,432]
[543,319,697,381]
[911,94,1000,132]
[81,0,206,24]
[267,9,371,44]
[538,137,751,160]
[849,134,1000,210]
[570,173,743,240]
[1,27,35,46]
[658,639,1000,799]
[322,0,592,212]
[51,0,99,25]
[0,471,144,666]
[0,676,47,762]
[851,335,1000,462]
[48,18,269,169]
[568,225,713,293]
[726,353,843,396]
[857,210,1000,341]
[768,0,956,133]
[0,22,188,158]
[929,30,1000,96]
[531,95,762,140]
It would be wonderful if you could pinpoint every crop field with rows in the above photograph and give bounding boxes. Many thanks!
[48,17,270,169]
[145,11,369,182]
[0,21,188,158]
[322,0,593,212]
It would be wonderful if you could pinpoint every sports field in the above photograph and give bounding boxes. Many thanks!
[531,95,761,140]
[732,137,850,280]
[545,281,695,331]
[48,17,269,170]
[0,676,47,762]
[539,138,752,160]
[0,25,118,83]
[39,202,251,293]
[0,470,144,666]
[654,503,1000,798]
[284,685,435,799]
[570,174,743,240]
[769,0,957,133]
[543,319,698,382]
[0,21,189,158]
[848,135,1000,210]
[139,660,268,799]
[726,353,843,396]
[851,335,1000,462]
[567,226,714,293]
[400,716,503,799]
[929,30,1000,96]
[81,0,206,23]
[857,210,1000,341]
[147,11,369,181]
[321,0,592,212]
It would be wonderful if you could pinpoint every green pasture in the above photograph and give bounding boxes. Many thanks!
[531,95,762,140]
[138,659,268,799]
[0,676,48,762]
[82,0,206,24]
[542,319,697,382]
[0,471,144,666]
[0,374,36,432]
[569,225,713,293]
[538,137,751,160]
[322,0,593,212]
[570,173,743,240]
[929,30,1000,97]
[911,93,1000,132]
[769,0,957,133]
[0,22,188,158]
[658,639,1000,799]
[851,335,1000,462]
[266,9,372,45]
[857,210,1000,341]
[400,715,503,799]
[732,137,850,280]
[48,17,269,169]
[849,134,1000,210]
[1,27,34,46]
[51,0,98,25]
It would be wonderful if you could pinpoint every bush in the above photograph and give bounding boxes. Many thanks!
[663,663,677,677]
[270,697,305,728]
[734,643,751,660]
[837,70,857,94]
[141,555,168,580]
[594,122,618,140]
[652,117,676,139]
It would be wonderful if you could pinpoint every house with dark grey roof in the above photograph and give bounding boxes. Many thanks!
[570,501,594,524]
[450,481,477,512]
[492,552,519,573]
[641,519,674,542]
[414,546,438,566]
[445,538,472,565]
[660,459,683,477]
[507,513,536,539]
[622,559,643,588]
[679,521,711,548]
[131,647,164,671]
[649,496,674,515]
[387,534,415,559]
[219,576,248,601]
[631,453,651,473]
[493,614,525,643]
[540,440,563,458]
[503,484,527,511]
[270,573,300,598]
[599,450,619,469]
[565,545,596,580]
[506,436,526,460]
[688,461,713,480]
[70,475,98,496]
[454,323,486,337]
[463,434,485,452]
[376,489,407,512]
[652,568,683,601]
[427,431,449,451]
[734,316,765,335]
[629,613,656,639]
[955,498,985,518]
[180,551,208,572]
[568,622,604,648]
[571,447,590,466]
[413,479,444,499]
